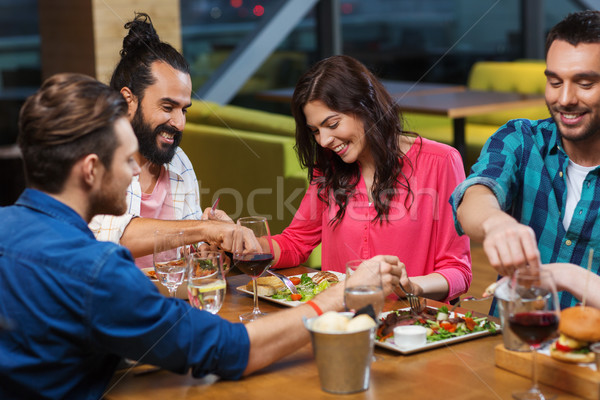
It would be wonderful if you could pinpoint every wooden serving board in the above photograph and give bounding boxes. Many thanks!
[495,344,600,399]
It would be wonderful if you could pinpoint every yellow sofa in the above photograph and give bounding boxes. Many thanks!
[403,61,549,168]
[181,101,322,267]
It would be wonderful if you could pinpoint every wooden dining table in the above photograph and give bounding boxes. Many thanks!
[256,82,545,161]
[103,266,581,399]
[255,79,465,103]
[393,90,546,160]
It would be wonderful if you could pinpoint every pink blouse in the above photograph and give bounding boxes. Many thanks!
[271,137,472,301]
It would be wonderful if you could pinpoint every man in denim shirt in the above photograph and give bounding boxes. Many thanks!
[451,11,600,310]
[0,73,404,399]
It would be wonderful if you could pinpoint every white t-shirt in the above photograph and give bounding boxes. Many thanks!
[563,160,596,230]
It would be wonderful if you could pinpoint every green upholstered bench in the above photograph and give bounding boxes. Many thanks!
[186,100,296,137]
[403,61,549,168]
[181,105,322,268]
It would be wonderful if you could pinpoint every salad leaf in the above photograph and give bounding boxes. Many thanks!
[269,273,335,302]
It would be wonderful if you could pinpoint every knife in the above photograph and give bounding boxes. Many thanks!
[210,197,220,217]
[267,270,298,294]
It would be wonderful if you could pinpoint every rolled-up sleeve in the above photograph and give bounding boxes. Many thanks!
[449,120,525,235]
[89,214,136,243]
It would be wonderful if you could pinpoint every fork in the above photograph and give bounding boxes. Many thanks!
[397,281,425,314]
[267,270,299,295]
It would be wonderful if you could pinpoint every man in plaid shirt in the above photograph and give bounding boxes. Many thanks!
[451,11,600,310]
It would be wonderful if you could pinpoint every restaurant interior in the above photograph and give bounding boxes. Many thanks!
[2,0,600,398]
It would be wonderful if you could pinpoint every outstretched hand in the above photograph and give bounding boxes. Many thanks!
[481,213,541,276]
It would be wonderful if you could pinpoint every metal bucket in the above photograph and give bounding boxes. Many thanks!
[304,314,375,394]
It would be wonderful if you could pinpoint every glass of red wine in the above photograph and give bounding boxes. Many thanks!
[508,268,560,400]
[233,216,274,323]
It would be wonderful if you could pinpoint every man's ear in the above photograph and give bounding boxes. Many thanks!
[120,87,138,118]
[80,153,103,188]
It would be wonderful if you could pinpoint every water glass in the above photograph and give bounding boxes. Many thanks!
[187,252,226,314]
[344,259,384,318]
[153,231,187,297]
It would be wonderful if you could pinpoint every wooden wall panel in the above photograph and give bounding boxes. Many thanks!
[38,0,96,79]
[92,0,182,84]
[39,0,181,84]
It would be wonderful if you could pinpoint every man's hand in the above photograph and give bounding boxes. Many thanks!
[481,213,541,276]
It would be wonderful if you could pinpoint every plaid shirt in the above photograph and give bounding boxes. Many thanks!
[89,147,202,243]
[450,118,600,310]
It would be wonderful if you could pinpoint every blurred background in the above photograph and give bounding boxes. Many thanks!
[0,0,598,205]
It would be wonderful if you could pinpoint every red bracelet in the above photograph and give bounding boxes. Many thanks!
[306,300,323,316]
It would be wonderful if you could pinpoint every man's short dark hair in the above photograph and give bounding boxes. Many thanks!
[110,12,190,100]
[17,73,128,193]
[546,10,600,55]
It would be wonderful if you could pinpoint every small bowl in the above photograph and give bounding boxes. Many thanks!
[393,325,427,349]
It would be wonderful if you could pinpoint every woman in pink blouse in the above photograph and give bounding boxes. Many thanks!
[270,55,471,302]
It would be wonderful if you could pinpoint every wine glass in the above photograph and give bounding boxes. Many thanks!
[508,268,560,400]
[233,216,274,322]
[344,259,384,319]
[187,251,226,314]
[153,231,187,298]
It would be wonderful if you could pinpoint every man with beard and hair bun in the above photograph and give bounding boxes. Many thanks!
[90,13,236,268]
[451,10,600,312]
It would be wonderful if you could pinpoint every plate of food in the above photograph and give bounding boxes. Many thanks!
[375,305,500,354]
[235,271,344,306]
[141,267,189,299]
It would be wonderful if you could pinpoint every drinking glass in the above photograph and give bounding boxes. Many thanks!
[187,251,226,314]
[508,268,560,400]
[189,242,232,275]
[233,216,274,322]
[344,259,384,319]
[153,231,187,298]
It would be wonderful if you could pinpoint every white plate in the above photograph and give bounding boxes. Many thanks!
[235,271,345,306]
[375,308,501,355]
[141,267,188,300]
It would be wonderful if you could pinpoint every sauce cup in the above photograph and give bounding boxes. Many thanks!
[393,325,427,349]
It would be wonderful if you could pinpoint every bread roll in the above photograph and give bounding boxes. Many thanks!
[346,314,376,332]
[311,311,349,332]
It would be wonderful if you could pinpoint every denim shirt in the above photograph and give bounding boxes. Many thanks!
[450,118,600,312]
[0,189,249,399]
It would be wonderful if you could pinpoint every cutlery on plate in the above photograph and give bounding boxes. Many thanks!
[396,281,425,314]
[210,197,220,217]
[267,270,298,295]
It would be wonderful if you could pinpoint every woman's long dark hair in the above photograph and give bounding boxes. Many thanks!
[291,55,414,226]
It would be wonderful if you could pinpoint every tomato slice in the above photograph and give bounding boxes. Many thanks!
[440,321,457,333]
[290,293,302,301]
[289,277,301,285]
[554,341,574,352]
[464,317,476,331]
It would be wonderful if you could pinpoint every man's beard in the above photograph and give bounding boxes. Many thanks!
[131,107,182,165]
[89,172,128,217]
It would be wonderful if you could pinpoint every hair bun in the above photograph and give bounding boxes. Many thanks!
[120,12,160,57]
